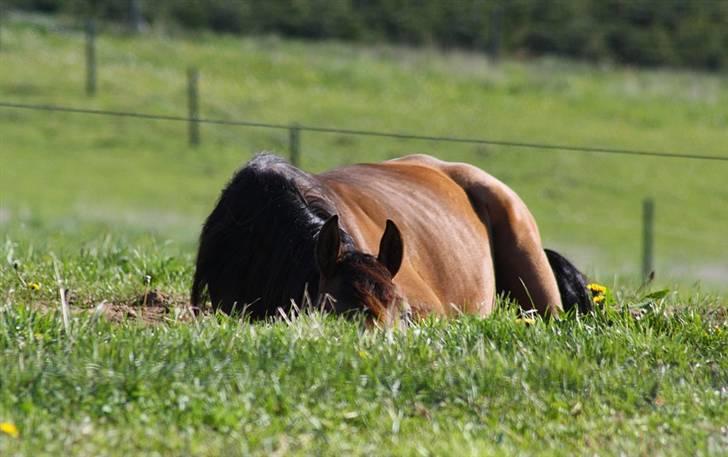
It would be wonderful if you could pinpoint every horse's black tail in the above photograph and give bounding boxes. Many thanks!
[544,248,593,314]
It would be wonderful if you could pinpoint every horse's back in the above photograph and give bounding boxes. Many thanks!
[195,153,562,319]
[318,157,496,316]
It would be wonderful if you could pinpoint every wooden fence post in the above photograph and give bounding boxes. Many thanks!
[0,2,7,52]
[129,0,143,33]
[0,4,4,52]
[489,4,503,61]
[642,198,655,281]
[289,124,301,166]
[85,19,96,96]
[187,67,200,147]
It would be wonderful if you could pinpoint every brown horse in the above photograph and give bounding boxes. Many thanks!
[192,153,591,326]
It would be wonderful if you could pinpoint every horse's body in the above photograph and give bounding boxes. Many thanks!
[192,153,590,324]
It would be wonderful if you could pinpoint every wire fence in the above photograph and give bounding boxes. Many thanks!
[2,16,728,287]
[3,12,727,165]
[2,101,727,164]
[4,98,727,282]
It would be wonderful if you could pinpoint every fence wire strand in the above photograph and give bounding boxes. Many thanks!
[1,100,727,162]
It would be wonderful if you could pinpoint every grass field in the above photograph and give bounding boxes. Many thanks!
[1,285,726,455]
[2,13,728,286]
[1,13,727,455]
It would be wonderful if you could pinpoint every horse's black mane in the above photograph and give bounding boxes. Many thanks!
[191,153,345,317]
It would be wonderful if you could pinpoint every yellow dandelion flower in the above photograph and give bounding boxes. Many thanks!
[587,283,607,294]
[28,282,41,291]
[0,421,20,439]
[515,317,536,326]
[587,283,608,305]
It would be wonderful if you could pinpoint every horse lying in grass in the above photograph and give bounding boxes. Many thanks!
[192,153,591,326]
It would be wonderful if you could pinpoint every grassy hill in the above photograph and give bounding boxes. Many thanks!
[1,13,728,290]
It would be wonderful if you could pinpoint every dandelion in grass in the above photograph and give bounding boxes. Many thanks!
[587,283,607,304]
[0,421,19,439]
[28,282,41,291]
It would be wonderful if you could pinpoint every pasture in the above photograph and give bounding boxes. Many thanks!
[0,296,725,456]
[1,14,727,455]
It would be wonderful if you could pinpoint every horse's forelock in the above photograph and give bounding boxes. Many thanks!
[336,252,399,318]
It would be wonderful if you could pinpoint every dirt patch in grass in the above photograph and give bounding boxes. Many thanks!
[7,285,210,325]
[93,290,206,325]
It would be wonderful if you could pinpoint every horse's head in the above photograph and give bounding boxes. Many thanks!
[315,215,409,328]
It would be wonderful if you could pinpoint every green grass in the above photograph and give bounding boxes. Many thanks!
[1,238,727,455]
[1,13,727,455]
[1,14,728,288]
[1,260,727,455]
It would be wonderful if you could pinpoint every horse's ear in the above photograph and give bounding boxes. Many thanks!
[378,220,403,278]
[316,215,341,278]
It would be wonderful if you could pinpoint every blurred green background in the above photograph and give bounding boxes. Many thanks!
[1,6,727,293]
[6,0,728,70]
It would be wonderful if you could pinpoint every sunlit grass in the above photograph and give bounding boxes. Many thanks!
[1,232,727,454]
[0,16,727,454]
[0,290,726,455]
